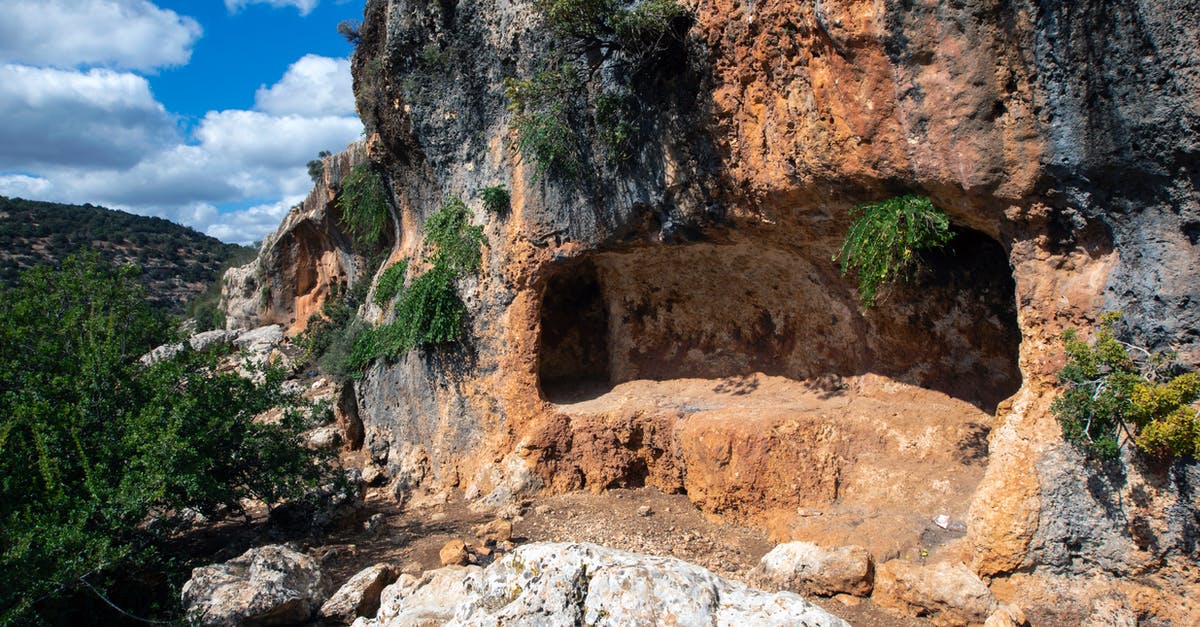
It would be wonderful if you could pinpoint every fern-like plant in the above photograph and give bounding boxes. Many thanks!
[337,164,389,248]
[373,260,408,307]
[834,195,953,307]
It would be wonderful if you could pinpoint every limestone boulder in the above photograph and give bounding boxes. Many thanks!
[873,560,996,627]
[753,541,874,597]
[354,542,848,626]
[181,544,327,626]
[319,563,398,624]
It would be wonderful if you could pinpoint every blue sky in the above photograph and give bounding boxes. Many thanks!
[0,0,367,243]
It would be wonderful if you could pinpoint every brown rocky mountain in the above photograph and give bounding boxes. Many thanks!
[0,196,254,312]
[221,0,1199,623]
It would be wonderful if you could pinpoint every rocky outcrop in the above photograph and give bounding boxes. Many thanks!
[872,560,997,627]
[753,541,874,597]
[355,542,848,626]
[319,563,398,624]
[220,141,377,334]
[227,0,1200,621]
[181,544,328,626]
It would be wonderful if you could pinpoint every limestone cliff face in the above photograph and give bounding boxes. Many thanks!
[232,0,1198,620]
[222,141,374,334]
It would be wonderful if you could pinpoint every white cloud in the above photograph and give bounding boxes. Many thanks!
[0,47,362,243]
[255,55,354,117]
[0,0,201,71]
[224,0,320,15]
[0,64,177,169]
[204,197,303,244]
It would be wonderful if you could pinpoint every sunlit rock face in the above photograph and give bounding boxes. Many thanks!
[229,0,1199,621]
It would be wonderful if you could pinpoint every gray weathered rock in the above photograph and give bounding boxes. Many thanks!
[754,541,875,597]
[873,560,996,627]
[234,325,284,355]
[181,544,327,626]
[189,329,241,352]
[354,542,848,626]
[319,563,398,624]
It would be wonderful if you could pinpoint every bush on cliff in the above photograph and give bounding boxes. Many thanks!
[0,253,338,625]
[1053,312,1200,461]
[834,195,953,307]
[349,197,484,371]
[337,164,390,248]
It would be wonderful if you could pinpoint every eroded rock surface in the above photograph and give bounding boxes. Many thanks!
[181,544,327,626]
[355,542,848,627]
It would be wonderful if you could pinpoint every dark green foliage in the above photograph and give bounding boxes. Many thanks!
[480,185,511,214]
[593,92,636,161]
[504,68,583,179]
[1053,312,1200,460]
[536,0,687,62]
[337,165,390,248]
[0,254,336,624]
[350,198,484,371]
[338,19,361,45]
[374,260,409,306]
[0,196,250,313]
[834,195,953,307]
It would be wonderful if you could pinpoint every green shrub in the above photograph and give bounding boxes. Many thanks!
[505,69,582,179]
[337,164,390,248]
[1052,312,1200,461]
[833,195,953,307]
[350,198,484,372]
[374,260,409,307]
[480,184,511,214]
[0,254,337,624]
[593,92,636,161]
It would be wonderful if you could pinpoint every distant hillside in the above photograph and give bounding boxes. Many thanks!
[0,196,256,313]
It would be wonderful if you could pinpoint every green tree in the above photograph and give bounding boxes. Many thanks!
[0,253,337,624]
[1052,312,1200,460]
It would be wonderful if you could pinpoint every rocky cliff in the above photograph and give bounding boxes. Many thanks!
[224,0,1199,621]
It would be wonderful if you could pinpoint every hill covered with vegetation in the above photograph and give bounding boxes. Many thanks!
[0,196,255,313]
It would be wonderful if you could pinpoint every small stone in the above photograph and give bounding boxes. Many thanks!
[534,504,552,516]
[477,545,493,557]
[430,512,448,522]
[637,505,652,517]
[474,519,513,545]
[834,594,863,607]
[984,603,1028,627]
[440,539,469,566]
[318,563,397,622]
[401,561,423,576]
[497,540,516,552]
[363,513,385,535]
[361,464,386,486]
[873,560,996,627]
[933,514,952,529]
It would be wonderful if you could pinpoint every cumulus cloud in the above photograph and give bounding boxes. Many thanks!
[0,64,177,169]
[204,197,304,244]
[0,34,361,243]
[0,0,201,71]
[255,55,354,117]
[224,0,320,15]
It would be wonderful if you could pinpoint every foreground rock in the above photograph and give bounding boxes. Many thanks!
[355,542,848,626]
[753,541,874,597]
[181,544,327,626]
[320,563,398,624]
[872,560,996,627]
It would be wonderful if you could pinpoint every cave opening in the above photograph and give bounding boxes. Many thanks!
[537,260,611,402]
[535,228,1021,413]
